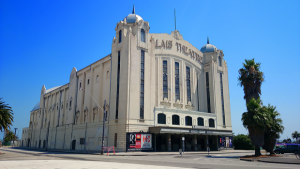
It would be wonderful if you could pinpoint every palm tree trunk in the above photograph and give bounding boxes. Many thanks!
[255,145,261,156]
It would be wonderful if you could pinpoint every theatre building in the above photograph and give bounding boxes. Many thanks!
[24,7,233,152]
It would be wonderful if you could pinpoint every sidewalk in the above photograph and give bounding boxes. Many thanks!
[258,156,300,165]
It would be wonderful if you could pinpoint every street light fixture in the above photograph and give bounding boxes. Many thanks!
[79,88,107,155]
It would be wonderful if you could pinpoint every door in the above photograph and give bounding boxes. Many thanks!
[72,140,76,150]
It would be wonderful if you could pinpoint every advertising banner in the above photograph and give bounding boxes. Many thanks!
[219,136,233,148]
[127,133,153,151]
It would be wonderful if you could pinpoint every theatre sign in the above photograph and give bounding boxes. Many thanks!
[155,39,203,64]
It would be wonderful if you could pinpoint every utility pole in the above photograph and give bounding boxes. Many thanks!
[13,128,17,148]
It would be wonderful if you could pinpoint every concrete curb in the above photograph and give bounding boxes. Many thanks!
[257,159,300,165]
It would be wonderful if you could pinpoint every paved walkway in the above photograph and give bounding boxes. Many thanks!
[258,157,300,164]
[0,160,191,169]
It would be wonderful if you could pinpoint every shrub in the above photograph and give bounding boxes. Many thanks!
[233,134,255,150]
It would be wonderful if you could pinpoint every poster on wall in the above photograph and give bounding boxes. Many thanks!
[219,136,233,149]
[127,133,153,151]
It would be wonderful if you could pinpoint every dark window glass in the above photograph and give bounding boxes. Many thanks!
[185,116,192,126]
[220,73,225,126]
[119,30,122,43]
[116,51,121,119]
[87,79,89,84]
[175,62,180,101]
[206,72,211,113]
[209,119,215,127]
[163,60,168,99]
[141,29,145,42]
[114,133,117,147]
[219,56,222,66]
[196,73,199,111]
[79,83,81,88]
[186,67,191,103]
[172,115,180,125]
[157,113,166,124]
[140,50,145,119]
[197,117,204,126]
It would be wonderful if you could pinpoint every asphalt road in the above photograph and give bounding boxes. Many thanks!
[0,148,299,169]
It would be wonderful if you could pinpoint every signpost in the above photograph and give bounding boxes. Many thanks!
[182,137,185,153]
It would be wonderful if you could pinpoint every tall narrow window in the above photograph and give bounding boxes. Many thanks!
[114,133,117,147]
[119,30,122,43]
[209,119,215,127]
[175,62,180,101]
[172,115,179,125]
[116,51,120,119]
[163,60,168,99]
[206,72,211,113]
[186,67,191,103]
[196,73,199,111]
[220,73,225,126]
[141,29,145,42]
[219,56,222,67]
[185,116,192,126]
[140,50,145,119]
[197,117,204,126]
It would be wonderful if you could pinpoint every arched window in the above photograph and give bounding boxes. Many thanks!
[119,30,122,43]
[172,115,179,125]
[157,113,166,124]
[185,116,192,126]
[219,56,222,67]
[197,117,204,126]
[209,119,215,127]
[141,29,145,42]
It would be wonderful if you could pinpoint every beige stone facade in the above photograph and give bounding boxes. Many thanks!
[23,8,232,152]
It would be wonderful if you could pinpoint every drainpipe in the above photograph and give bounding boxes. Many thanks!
[107,54,112,148]
[54,87,62,149]
[70,72,79,150]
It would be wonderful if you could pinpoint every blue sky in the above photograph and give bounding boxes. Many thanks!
[0,0,299,141]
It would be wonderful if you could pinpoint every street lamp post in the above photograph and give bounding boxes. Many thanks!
[13,128,17,147]
[79,88,107,155]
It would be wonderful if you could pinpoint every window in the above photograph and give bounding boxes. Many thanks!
[141,29,145,42]
[116,51,121,119]
[206,72,211,113]
[197,117,204,126]
[209,119,215,127]
[119,30,122,43]
[172,115,180,125]
[219,56,222,67]
[196,73,199,111]
[87,79,89,84]
[220,73,225,126]
[157,113,166,124]
[114,133,117,147]
[163,60,168,99]
[57,106,58,110]
[79,83,81,89]
[96,75,99,82]
[175,62,180,101]
[70,100,72,108]
[140,50,145,119]
[186,66,191,103]
[185,116,192,126]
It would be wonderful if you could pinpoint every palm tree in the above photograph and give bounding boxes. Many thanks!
[262,104,284,154]
[0,98,14,132]
[238,59,264,103]
[242,98,266,156]
[292,131,300,143]
[3,130,18,143]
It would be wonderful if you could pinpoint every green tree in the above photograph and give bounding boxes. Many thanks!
[242,98,268,155]
[262,104,284,154]
[238,59,265,156]
[3,130,18,143]
[233,134,254,150]
[292,131,300,143]
[238,59,264,103]
[0,98,14,132]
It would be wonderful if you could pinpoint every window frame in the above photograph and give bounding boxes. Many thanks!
[172,115,180,125]
[157,113,166,124]
[197,117,204,126]
[141,29,145,42]
[185,116,192,126]
[209,118,215,128]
